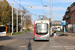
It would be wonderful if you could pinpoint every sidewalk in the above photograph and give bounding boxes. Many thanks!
[66,32,75,34]
[65,32,75,37]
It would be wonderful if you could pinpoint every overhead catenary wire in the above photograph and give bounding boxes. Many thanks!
[40,0,44,14]
[19,0,20,9]
[13,0,26,10]
[40,0,43,5]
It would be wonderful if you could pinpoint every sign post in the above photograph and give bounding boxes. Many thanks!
[64,27,66,34]
[62,20,66,34]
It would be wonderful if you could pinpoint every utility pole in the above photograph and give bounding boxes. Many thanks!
[16,7,18,33]
[21,12,23,32]
[50,0,52,35]
[24,19,26,30]
[12,3,13,35]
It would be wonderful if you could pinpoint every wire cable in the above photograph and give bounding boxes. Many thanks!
[19,0,20,9]
[40,0,43,5]
[40,0,44,13]
[13,0,26,10]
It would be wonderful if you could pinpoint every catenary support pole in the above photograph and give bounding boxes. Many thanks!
[16,7,18,33]
[12,3,14,35]
[21,12,23,32]
[50,0,52,35]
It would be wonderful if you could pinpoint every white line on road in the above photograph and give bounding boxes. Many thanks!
[19,46,26,47]
[39,42,48,50]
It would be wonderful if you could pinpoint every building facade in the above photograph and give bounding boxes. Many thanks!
[63,2,75,33]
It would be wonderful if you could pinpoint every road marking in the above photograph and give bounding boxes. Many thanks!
[40,49,42,50]
[2,43,4,45]
[68,35,72,37]
[39,42,47,50]
[19,46,26,47]
[60,40,74,46]
[25,42,38,50]
[16,39,19,41]
[10,40,26,46]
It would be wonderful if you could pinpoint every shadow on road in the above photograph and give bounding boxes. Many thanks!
[26,38,33,40]
[0,36,12,41]
[27,39,32,50]
[0,45,16,50]
[33,38,49,42]
[34,40,49,42]
[59,34,68,36]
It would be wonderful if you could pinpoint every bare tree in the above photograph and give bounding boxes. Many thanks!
[24,15,33,29]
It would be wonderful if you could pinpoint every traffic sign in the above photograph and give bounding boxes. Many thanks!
[62,20,66,25]
[30,6,33,9]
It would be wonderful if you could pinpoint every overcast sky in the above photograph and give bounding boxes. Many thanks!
[7,0,75,23]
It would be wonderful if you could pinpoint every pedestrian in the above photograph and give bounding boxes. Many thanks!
[53,30,57,38]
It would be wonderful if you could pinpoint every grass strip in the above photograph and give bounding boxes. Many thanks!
[56,31,64,34]
[7,30,31,36]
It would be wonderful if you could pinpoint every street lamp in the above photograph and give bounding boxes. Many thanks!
[12,3,14,35]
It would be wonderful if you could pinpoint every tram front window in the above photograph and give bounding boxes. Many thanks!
[35,23,48,34]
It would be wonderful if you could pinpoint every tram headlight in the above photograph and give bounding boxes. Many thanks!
[47,35,49,37]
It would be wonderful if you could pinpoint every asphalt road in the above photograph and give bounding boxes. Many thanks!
[0,31,75,50]
[66,33,75,37]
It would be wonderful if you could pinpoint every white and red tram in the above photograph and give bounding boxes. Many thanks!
[34,20,50,41]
